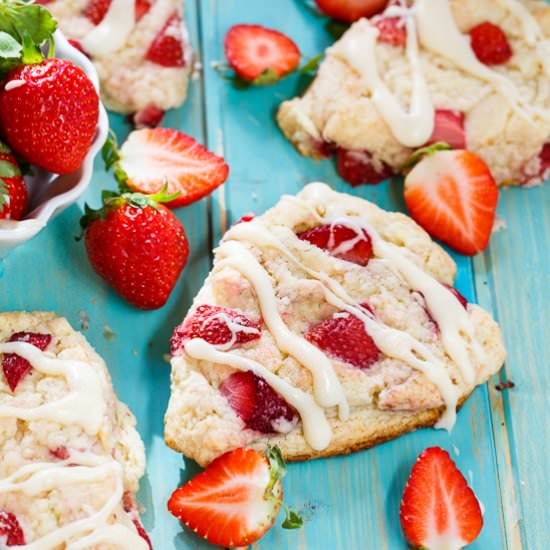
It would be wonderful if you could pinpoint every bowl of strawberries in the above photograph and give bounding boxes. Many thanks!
[0,2,108,256]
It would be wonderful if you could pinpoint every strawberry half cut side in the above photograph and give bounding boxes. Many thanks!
[400,447,483,550]
[298,223,373,266]
[220,371,298,434]
[167,447,287,547]
[171,305,261,354]
[2,332,52,391]
[305,304,380,369]
[0,510,25,546]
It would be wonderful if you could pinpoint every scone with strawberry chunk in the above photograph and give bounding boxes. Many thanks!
[164,182,506,466]
[0,312,150,548]
[277,0,550,186]
[43,0,192,121]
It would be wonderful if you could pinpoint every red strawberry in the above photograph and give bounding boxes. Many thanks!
[404,150,498,255]
[132,519,153,550]
[374,16,407,46]
[236,213,255,223]
[0,142,27,221]
[81,190,189,310]
[336,148,393,186]
[84,0,150,25]
[315,0,388,23]
[521,142,550,186]
[298,223,373,266]
[131,105,165,129]
[145,13,186,67]
[428,109,466,150]
[0,511,25,546]
[305,305,380,369]
[470,22,512,65]
[445,285,468,309]
[168,447,285,547]
[49,446,70,460]
[224,24,300,82]
[220,371,297,434]
[2,332,52,392]
[400,447,483,549]
[116,128,229,208]
[0,59,99,174]
[170,305,261,354]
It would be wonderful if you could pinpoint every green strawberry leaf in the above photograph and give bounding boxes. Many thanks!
[19,27,43,65]
[300,54,322,75]
[252,67,280,86]
[0,31,21,59]
[0,159,20,178]
[0,179,9,208]
[282,508,304,530]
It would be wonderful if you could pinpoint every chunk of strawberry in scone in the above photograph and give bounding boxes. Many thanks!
[0,510,25,546]
[83,0,151,25]
[428,110,466,150]
[298,223,373,266]
[336,148,394,186]
[469,21,512,65]
[521,143,550,186]
[373,16,407,47]
[2,332,52,391]
[171,305,261,354]
[146,13,187,68]
[220,371,297,434]
[305,305,380,369]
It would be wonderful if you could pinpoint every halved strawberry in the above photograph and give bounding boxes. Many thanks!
[404,150,498,255]
[170,305,261,354]
[220,371,297,434]
[84,0,150,25]
[305,305,380,369]
[117,128,229,208]
[224,24,300,82]
[315,0,388,23]
[297,223,373,266]
[400,447,483,549]
[168,447,286,547]
[2,332,52,391]
[428,109,466,150]
[470,22,512,65]
[374,16,407,46]
[0,511,25,546]
[336,148,394,186]
[145,13,186,67]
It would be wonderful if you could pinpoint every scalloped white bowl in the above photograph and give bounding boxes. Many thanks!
[0,30,109,257]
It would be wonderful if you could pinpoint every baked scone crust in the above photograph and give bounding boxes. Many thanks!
[165,183,506,467]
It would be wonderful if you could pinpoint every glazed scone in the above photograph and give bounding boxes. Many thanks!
[0,312,149,548]
[165,183,506,467]
[277,0,550,186]
[46,0,192,116]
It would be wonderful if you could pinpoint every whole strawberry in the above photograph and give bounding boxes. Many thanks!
[0,58,99,174]
[0,141,27,220]
[81,189,189,309]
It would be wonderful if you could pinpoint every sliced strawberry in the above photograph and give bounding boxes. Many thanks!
[470,22,512,65]
[220,371,297,434]
[336,148,393,186]
[84,0,150,25]
[404,150,498,255]
[374,16,407,47]
[305,305,380,369]
[118,128,229,208]
[49,446,70,460]
[170,305,261,354]
[168,447,284,547]
[2,332,52,392]
[298,223,373,266]
[400,447,483,549]
[315,0,389,23]
[145,13,186,68]
[0,511,25,546]
[132,519,153,550]
[428,109,466,150]
[131,105,165,129]
[224,24,300,82]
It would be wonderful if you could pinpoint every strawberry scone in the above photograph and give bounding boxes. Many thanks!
[277,0,550,186]
[0,312,150,548]
[165,183,506,466]
[43,0,192,120]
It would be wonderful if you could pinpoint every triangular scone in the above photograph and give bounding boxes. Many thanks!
[277,0,550,186]
[47,0,192,115]
[165,183,505,467]
[0,312,150,548]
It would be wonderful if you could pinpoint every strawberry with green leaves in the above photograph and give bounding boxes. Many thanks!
[168,447,302,547]
[0,141,27,220]
[80,188,189,310]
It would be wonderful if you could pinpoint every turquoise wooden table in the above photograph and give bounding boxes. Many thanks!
[2,1,547,548]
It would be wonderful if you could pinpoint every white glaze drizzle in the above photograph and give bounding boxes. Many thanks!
[81,0,136,56]
[0,345,147,549]
[184,339,332,450]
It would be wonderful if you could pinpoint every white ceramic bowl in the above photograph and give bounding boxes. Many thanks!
[0,30,109,257]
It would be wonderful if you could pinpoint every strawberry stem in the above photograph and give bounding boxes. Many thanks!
[401,142,452,173]
[281,506,304,530]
